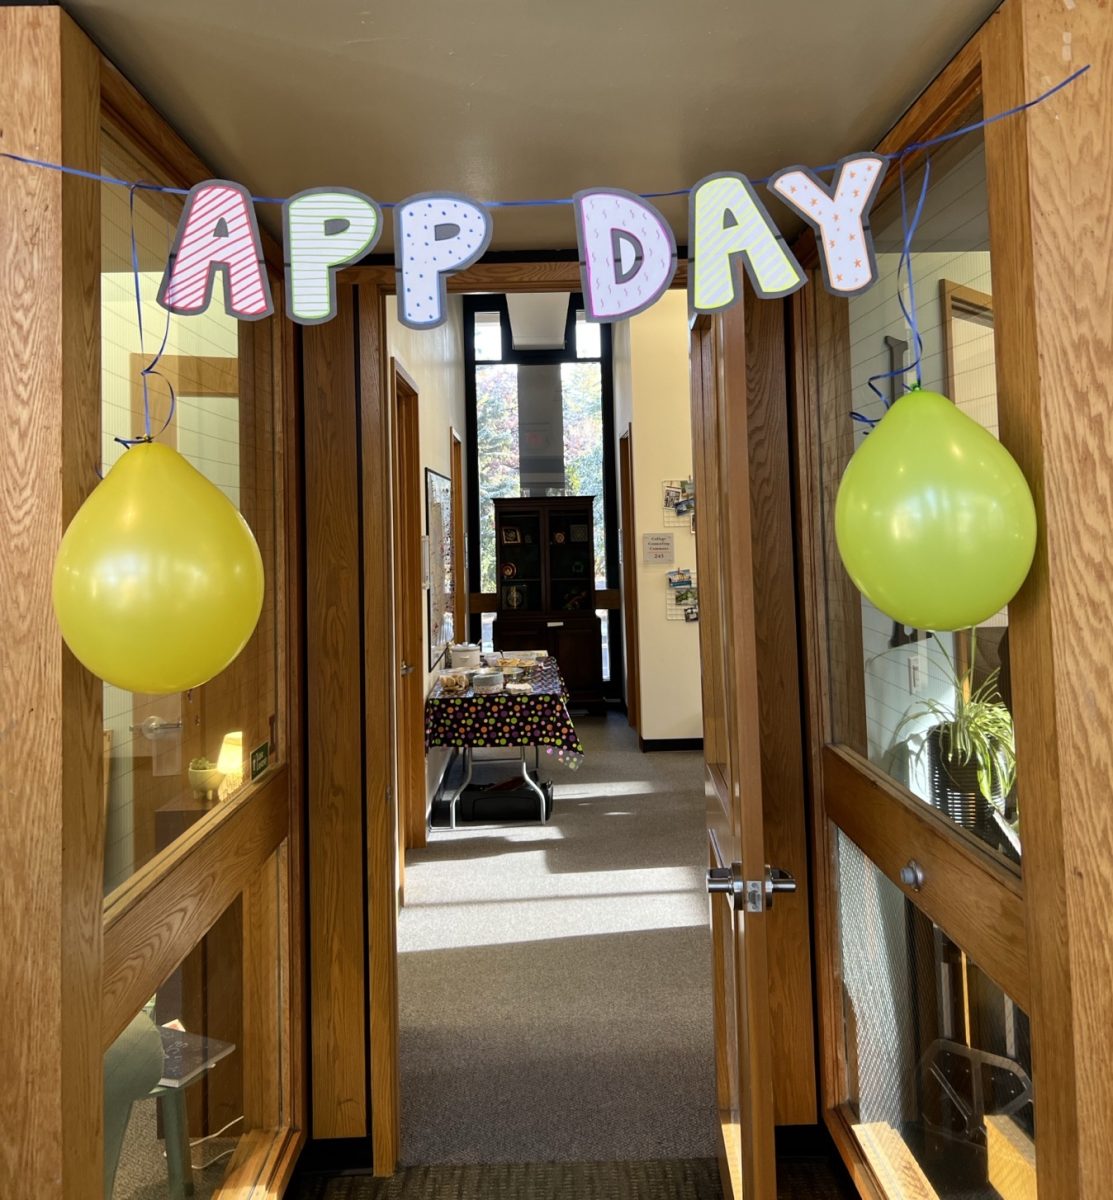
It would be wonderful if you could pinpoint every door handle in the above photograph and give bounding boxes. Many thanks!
[707,863,796,913]
[129,716,183,740]
[707,864,743,901]
[401,662,415,677]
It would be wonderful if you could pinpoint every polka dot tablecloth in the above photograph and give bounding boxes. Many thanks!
[424,658,584,767]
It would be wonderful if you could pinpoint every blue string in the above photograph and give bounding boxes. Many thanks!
[852,154,932,429]
[114,183,177,451]
[0,65,1089,211]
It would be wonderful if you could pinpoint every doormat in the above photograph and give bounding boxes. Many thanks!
[291,1155,856,1199]
[291,1158,721,1199]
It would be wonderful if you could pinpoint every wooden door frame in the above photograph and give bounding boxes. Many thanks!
[391,358,427,858]
[345,257,818,1187]
[449,428,467,637]
[789,2,1113,1197]
[618,424,641,730]
[2,12,307,1195]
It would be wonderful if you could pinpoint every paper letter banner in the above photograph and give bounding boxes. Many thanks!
[284,188,382,324]
[394,193,493,330]
[574,189,677,322]
[689,172,805,314]
[767,155,886,296]
[158,180,273,320]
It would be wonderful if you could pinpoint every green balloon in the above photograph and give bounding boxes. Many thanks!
[835,389,1036,630]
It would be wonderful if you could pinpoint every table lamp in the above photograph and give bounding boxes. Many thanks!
[216,731,244,800]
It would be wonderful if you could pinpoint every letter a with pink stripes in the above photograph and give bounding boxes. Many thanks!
[158,180,273,320]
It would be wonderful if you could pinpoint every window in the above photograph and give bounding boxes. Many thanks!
[818,118,1020,867]
[467,297,617,683]
[100,132,284,896]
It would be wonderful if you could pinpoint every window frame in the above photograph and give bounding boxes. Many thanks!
[461,292,622,691]
[96,58,307,1194]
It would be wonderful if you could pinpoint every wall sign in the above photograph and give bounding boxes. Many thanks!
[642,532,675,564]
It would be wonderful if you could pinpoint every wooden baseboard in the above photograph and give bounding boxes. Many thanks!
[638,736,704,752]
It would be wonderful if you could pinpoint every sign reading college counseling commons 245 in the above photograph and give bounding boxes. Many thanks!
[156,155,887,331]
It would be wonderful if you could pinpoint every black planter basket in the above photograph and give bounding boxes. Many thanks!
[925,725,1006,848]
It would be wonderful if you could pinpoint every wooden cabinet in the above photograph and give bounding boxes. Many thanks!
[493,497,604,710]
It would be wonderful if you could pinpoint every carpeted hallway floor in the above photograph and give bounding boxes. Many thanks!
[397,714,717,1165]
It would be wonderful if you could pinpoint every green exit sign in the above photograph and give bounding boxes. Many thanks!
[250,741,270,780]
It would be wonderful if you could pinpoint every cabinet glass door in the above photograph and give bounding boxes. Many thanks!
[497,509,542,612]
[548,505,595,613]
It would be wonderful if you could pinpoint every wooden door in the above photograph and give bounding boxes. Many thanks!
[391,360,426,856]
[691,295,815,1200]
[785,8,1113,1195]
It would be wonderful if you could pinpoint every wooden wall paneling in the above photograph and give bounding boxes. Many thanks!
[242,849,283,1132]
[0,11,102,1198]
[101,769,288,1048]
[741,284,817,1125]
[359,285,402,1175]
[303,288,369,1139]
[275,281,309,1149]
[982,2,1113,1196]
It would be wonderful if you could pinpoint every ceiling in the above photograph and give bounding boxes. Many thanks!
[68,0,1001,251]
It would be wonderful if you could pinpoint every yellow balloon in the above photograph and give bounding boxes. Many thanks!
[52,441,264,693]
[835,389,1036,630]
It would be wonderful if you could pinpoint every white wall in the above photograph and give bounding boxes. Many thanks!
[384,295,468,800]
[613,291,703,742]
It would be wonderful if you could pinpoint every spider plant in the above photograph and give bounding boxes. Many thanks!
[896,634,1016,807]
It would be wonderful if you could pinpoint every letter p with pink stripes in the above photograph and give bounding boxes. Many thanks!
[158,180,273,320]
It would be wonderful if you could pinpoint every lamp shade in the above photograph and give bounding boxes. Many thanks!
[216,731,244,776]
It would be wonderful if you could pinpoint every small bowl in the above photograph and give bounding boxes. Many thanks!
[473,670,505,694]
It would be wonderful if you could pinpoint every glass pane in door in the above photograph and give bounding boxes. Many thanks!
[836,831,1035,1198]
[100,131,284,898]
[103,891,281,1198]
[814,112,1021,867]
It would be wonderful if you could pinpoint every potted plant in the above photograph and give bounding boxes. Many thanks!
[896,635,1019,857]
[188,755,224,801]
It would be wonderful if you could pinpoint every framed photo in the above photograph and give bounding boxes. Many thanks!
[501,525,522,544]
[425,469,454,669]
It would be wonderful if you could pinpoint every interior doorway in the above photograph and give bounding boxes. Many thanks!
[368,269,710,1172]
[302,264,817,1197]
